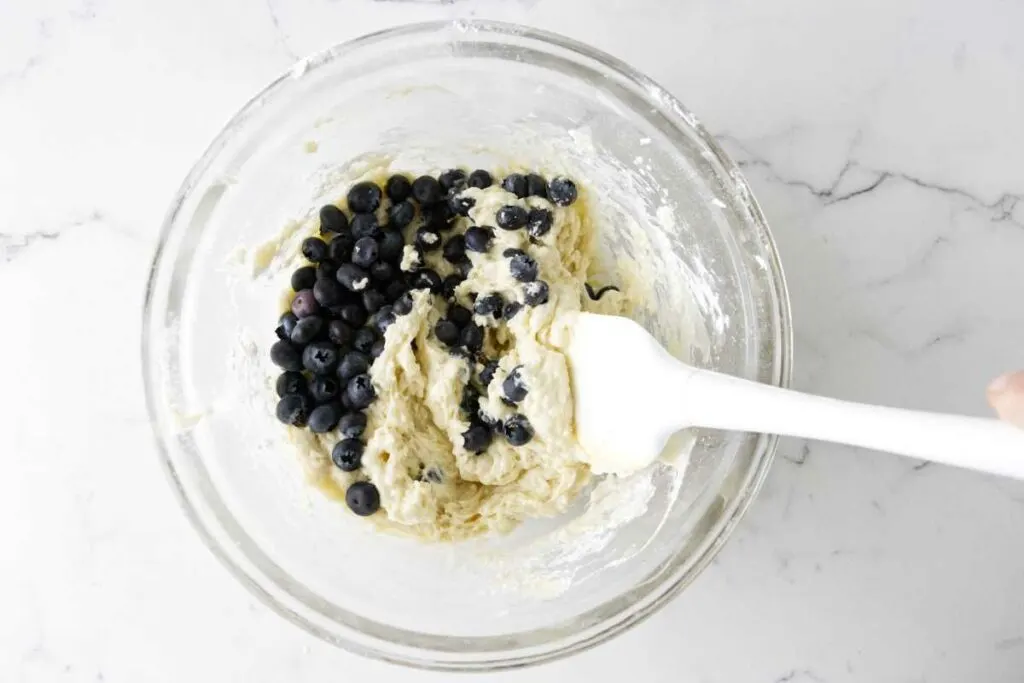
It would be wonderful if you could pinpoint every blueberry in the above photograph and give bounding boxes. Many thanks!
[501,173,528,198]
[393,291,414,316]
[503,414,534,446]
[526,173,548,198]
[385,280,409,302]
[412,175,443,205]
[442,235,466,264]
[290,315,323,345]
[326,320,354,346]
[438,169,466,191]
[496,205,528,230]
[453,257,473,278]
[370,338,385,358]
[502,366,528,402]
[276,393,311,426]
[338,411,368,439]
[448,192,475,217]
[350,213,379,240]
[460,385,480,416]
[503,301,523,320]
[548,177,577,206]
[460,323,483,351]
[276,312,298,340]
[270,340,303,371]
[319,204,349,234]
[316,259,340,281]
[308,374,340,403]
[387,200,415,228]
[409,269,442,292]
[346,374,376,409]
[464,226,494,253]
[302,341,339,374]
[467,169,493,189]
[362,289,387,314]
[523,280,550,306]
[442,273,465,299]
[306,402,340,433]
[313,278,346,308]
[370,261,396,284]
[351,236,379,268]
[479,360,499,387]
[275,371,307,397]
[291,289,319,318]
[508,251,538,282]
[291,266,317,291]
[385,174,412,202]
[462,422,493,453]
[347,181,382,214]
[336,263,370,292]
[526,208,553,238]
[337,351,371,380]
[332,438,364,471]
[346,481,380,516]
[338,302,368,328]
[434,320,459,346]
[373,305,396,334]
[378,229,405,263]
[448,304,472,327]
[474,294,504,319]
[301,237,328,262]
[328,234,354,263]
[353,327,377,353]
[414,227,441,252]
[421,203,452,231]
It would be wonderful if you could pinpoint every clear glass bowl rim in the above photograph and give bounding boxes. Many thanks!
[142,19,793,672]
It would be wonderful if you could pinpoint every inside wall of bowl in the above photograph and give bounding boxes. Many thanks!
[169,39,769,642]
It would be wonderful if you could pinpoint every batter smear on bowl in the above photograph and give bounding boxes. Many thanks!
[269,168,626,541]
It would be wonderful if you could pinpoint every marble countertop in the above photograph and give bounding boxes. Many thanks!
[4,0,1024,681]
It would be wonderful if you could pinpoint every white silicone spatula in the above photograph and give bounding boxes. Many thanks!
[566,313,1024,479]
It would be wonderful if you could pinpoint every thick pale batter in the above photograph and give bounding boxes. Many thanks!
[284,177,624,541]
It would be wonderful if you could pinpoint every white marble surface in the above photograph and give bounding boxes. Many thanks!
[4,0,1024,681]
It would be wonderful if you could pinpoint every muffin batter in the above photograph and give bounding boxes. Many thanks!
[282,174,625,541]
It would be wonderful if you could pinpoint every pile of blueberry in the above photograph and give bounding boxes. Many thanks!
[269,169,577,518]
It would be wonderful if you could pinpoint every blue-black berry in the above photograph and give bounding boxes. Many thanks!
[302,237,328,262]
[373,305,396,334]
[308,374,340,403]
[378,228,405,263]
[415,227,442,252]
[462,422,493,453]
[346,481,380,516]
[350,213,379,240]
[442,273,465,299]
[526,173,548,198]
[347,181,382,214]
[270,340,303,371]
[370,261,397,285]
[337,351,371,380]
[319,204,348,234]
[467,169,493,189]
[501,173,528,198]
[438,169,466,192]
[276,312,298,340]
[338,411,367,439]
[503,414,534,446]
[275,371,307,397]
[313,277,346,308]
[386,174,412,202]
[308,402,342,433]
[448,192,475,217]
[502,366,528,403]
[351,236,378,268]
[448,304,472,327]
[332,438,364,471]
[508,251,538,282]
[361,289,386,314]
[392,292,414,316]
[370,338,385,358]
[291,266,316,291]
[276,393,311,426]
[496,205,528,230]
[388,200,415,229]
[352,328,376,354]
[434,320,459,346]
[409,269,442,293]
[302,341,340,374]
[526,208,553,238]
[336,263,370,292]
[346,374,376,409]
[548,177,577,206]
[474,293,503,319]
[442,235,466,264]
[328,234,354,263]
[290,315,323,345]
[412,175,443,205]
[291,289,319,318]
[503,301,523,320]
[479,359,499,387]
[523,280,550,306]
[460,323,483,351]
[338,302,367,327]
[327,319,354,346]
[464,226,494,253]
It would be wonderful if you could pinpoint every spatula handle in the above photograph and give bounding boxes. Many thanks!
[684,368,1024,479]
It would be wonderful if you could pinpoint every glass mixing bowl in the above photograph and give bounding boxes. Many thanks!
[142,20,791,671]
